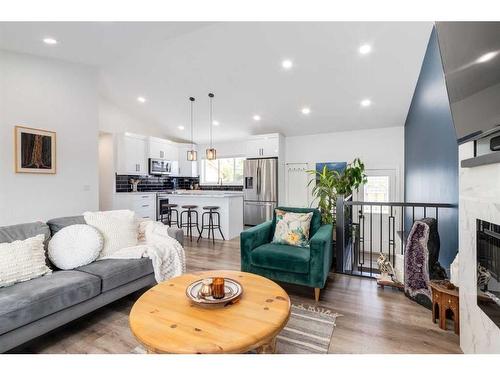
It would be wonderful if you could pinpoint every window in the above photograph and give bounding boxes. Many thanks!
[201,157,245,185]
[363,175,390,214]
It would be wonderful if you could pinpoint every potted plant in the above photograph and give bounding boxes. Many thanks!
[307,158,367,225]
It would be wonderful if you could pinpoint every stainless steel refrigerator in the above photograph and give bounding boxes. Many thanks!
[243,158,278,226]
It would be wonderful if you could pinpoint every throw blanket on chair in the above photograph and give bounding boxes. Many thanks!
[103,220,186,282]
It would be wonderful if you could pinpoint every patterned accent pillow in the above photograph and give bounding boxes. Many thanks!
[272,209,314,248]
[0,234,52,288]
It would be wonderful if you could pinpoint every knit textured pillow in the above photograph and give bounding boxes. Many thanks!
[84,210,138,259]
[48,224,103,270]
[0,234,52,288]
[272,209,314,248]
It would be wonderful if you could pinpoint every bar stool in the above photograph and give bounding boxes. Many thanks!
[160,204,179,227]
[197,206,225,244]
[180,205,200,241]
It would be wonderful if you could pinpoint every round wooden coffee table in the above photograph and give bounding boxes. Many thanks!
[129,270,291,354]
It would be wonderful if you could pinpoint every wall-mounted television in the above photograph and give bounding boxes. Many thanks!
[436,22,500,144]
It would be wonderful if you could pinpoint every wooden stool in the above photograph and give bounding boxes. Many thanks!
[430,281,460,335]
[160,204,179,227]
[180,205,201,241]
[197,206,225,244]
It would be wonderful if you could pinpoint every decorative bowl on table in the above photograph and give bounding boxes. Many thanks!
[185,277,243,308]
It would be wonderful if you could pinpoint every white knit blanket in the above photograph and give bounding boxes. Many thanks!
[102,220,186,282]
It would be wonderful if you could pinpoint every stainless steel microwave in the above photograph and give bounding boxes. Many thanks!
[148,158,172,175]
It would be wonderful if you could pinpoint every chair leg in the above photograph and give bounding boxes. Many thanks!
[210,212,215,245]
[215,212,225,240]
[197,212,204,242]
[314,288,320,302]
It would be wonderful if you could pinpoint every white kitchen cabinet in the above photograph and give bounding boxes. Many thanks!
[113,193,156,220]
[176,143,199,177]
[148,137,177,160]
[245,134,280,158]
[115,133,148,175]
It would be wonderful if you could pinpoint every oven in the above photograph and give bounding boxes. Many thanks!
[149,158,172,175]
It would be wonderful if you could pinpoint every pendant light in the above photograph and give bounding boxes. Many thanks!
[206,92,217,160]
[186,97,197,161]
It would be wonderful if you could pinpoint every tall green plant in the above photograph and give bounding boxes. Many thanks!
[307,158,367,225]
[307,165,337,225]
[334,158,368,196]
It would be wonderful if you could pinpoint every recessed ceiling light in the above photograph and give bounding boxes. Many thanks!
[253,115,261,121]
[177,125,185,130]
[359,44,372,55]
[476,51,498,64]
[137,96,146,103]
[361,99,372,107]
[282,59,293,70]
[43,37,58,45]
[301,107,311,115]
[212,120,220,126]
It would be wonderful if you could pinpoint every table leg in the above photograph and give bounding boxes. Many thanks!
[454,308,460,335]
[256,337,277,354]
[439,304,447,330]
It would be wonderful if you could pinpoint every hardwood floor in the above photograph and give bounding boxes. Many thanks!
[11,236,461,354]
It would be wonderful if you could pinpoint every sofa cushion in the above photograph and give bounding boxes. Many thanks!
[250,243,311,274]
[76,258,154,292]
[46,216,86,236]
[0,221,51,249]
[0,270,101,335]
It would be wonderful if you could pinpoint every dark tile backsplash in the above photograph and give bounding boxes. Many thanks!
[116,174,200,192]
[199,185,243,191]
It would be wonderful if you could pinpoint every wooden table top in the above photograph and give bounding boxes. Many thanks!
[129,270,291,354]
[429,281,459,297]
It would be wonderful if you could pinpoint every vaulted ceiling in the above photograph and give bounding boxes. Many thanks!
[0,22,433,142]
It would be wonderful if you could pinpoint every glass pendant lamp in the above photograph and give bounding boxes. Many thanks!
[206,93,217,160]
[186,96,197,161]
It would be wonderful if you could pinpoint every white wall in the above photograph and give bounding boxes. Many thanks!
[99,97,166,137]
[0,50,99,225]
[285,126,405,203]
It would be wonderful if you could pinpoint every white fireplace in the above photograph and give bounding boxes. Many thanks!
[459,142,500,353]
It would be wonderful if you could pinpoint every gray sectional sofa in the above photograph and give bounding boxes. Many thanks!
[0,215,184,353]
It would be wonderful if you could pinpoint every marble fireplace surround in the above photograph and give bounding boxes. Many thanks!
[459,142,500,353]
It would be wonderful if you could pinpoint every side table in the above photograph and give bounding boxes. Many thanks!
[429,281,459,335]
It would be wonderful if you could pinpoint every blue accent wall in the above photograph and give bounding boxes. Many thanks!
[404,27,458,270]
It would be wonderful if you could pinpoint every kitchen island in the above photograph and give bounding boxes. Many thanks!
[163,191,244,240]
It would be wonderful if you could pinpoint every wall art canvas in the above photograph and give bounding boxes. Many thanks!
[315,162,347,175]
[15,126,56,174]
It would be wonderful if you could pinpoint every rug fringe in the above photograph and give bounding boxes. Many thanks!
[291,303,343,320]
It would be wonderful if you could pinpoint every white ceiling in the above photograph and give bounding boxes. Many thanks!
[0,22,433,143]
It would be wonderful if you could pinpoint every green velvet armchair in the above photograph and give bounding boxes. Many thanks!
[240,207,333,301]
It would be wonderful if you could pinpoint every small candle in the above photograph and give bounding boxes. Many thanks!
[212,277,225,299]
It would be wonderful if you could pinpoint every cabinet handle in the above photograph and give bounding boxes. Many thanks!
[138,164,140,172]
[141,195,149,198]
[142,204,149,207]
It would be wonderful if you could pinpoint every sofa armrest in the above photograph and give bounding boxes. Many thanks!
[167,227,184,246]
[309,224,333,287]
[240,220,273,269]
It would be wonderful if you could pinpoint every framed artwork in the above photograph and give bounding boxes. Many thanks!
[14,126,56,174]
[315,162,347,175]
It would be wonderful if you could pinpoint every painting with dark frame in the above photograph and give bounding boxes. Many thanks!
[15,126,56,174]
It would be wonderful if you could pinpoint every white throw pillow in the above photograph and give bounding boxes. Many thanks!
[0,234,52,288]
[84,210,138,258]
[48,224,103,270]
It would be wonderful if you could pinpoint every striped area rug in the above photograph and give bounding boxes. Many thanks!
[132,303,341,354]
[275,303,340,354]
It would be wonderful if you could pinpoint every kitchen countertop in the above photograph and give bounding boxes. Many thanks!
[115,190,244,198]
